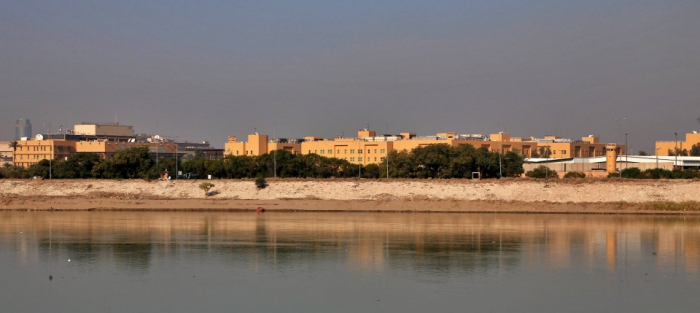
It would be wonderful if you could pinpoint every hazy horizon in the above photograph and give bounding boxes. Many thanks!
[2,1,699,151]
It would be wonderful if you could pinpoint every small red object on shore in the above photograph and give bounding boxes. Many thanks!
[256,206,265,213]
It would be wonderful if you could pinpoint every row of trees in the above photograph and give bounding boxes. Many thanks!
[0,144,524,180]
[667,143,700,157]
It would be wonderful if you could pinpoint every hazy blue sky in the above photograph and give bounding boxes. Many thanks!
[2,0,699,151]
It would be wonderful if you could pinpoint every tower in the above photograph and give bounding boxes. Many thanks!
[605,143,617,173]
[14,118,32,140]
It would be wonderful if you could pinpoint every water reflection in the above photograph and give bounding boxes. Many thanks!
[1,212,699,275]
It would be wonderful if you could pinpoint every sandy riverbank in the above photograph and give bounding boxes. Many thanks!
[1,179,699,214]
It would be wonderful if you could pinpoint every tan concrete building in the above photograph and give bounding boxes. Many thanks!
[535,135,623,158]
[301,133,393,166]
[655,131,700,156]
[75,141,177,159]
[223,129,624,166]
[12,138,77,168]
[73,123,135,137]
[224,134,302,157]
[1,141,15,166]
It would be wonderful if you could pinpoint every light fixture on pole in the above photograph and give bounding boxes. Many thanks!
[674,132,678,169]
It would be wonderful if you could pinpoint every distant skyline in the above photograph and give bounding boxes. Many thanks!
[2,1,699,152]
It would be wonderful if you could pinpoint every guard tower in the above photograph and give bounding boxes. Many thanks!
[605,144,617,173]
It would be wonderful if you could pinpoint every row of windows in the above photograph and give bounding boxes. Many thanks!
[16,146,54,152]
[312,148,387,155]
[16,154,50,160]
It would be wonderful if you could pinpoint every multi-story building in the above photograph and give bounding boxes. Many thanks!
[534,135,624,158]
[655,131,700,156]
[12,137,77,168]
[223,129,624,166]
[14,118,32,140]
[224,133,301,157]
[12,124,177,168]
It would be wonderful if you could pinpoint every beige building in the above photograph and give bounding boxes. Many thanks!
[12,138,77,168]
[535,135,624,158]
[223,129,624,166]
[11,123,178,168]
[224,134,301,157]
[73,123,135,137]
[1,141,14,166]
[75,141,177,159]
[655,131,700,156]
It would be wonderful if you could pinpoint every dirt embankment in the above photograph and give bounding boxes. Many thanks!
[1,179,699,213]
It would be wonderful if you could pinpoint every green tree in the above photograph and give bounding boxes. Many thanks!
[199,182,215,197]
[54,153,101,178]
[502,151,525,177]
[690,143,700,157]
[28,160,51,178]
[410,144,452,178]
[362,164,380,178]
[101,147,154,179]
[255,174,268,189]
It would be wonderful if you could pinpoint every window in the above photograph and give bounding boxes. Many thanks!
[320,150,324,154]
[367,149,371,154]
[337,150,340,154]
[380,157,385,162]
[562,150,567,154]
[374,149,377,153]
[350,157,355,162]
[374,157,377,162]
[358,157,363,162]
[350,149,355,154]
[381,149,385,153]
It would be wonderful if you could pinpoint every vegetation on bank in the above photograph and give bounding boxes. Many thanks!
[607,167,700,179]
[0,144,524,180]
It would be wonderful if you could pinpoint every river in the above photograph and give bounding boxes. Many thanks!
[0,211,698,312]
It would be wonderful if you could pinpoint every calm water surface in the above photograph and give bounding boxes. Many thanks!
[0,211,698,313]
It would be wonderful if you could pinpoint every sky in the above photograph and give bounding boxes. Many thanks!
[1,0,699,152]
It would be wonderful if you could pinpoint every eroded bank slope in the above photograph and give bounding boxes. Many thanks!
[1,179,699,213]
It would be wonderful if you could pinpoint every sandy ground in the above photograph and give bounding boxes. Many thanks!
[1,179,699,214]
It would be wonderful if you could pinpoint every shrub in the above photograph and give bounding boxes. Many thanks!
[525,165,557,179]
[620,167,643,179]
[255,175,268,189]
[199,182,215,197]
[563,171,586,179]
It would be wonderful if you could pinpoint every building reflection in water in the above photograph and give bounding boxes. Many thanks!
[1,212,699,275]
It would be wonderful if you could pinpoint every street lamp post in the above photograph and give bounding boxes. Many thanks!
[655,148,661,170]
[625,133,628,170]
[675,132,678,170]
[615,117,626,177]
[498,137,503,179]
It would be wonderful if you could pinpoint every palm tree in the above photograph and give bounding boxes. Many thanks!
[8,140,18,164]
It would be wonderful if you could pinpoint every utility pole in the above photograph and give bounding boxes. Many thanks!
[675,132,678,169]
[175,137,178,180]
[273,128,277,178]
[615,118,626,177]
[498,135,503,178]
[386,150,389,179]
